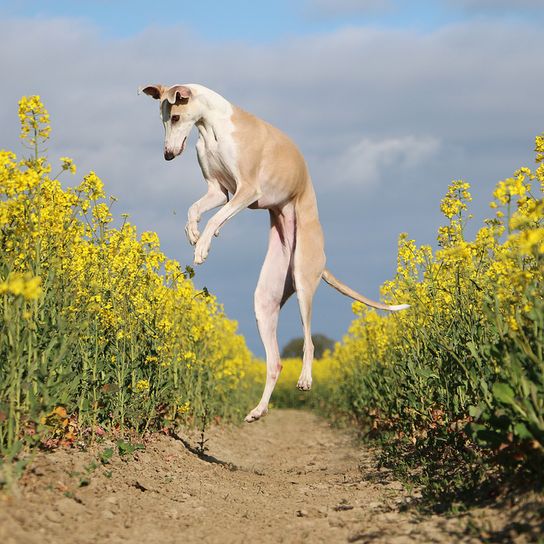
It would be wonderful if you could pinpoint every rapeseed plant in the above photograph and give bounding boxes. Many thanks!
[313,133,543,482]
[0,97,261,457]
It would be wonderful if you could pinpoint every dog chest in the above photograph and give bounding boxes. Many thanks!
[197,139,238,195]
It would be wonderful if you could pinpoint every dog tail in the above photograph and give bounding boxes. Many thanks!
[321,268,409,312]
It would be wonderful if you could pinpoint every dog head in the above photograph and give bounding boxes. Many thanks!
[139,84,201,161]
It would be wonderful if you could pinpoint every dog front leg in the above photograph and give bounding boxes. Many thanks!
[185,180,228,246]
[194,187,261,264]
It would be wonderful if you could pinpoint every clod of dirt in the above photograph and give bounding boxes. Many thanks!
[44,510,63,524]
[133,479,153,492]
[55,497,85,516]
[334,503,354,511]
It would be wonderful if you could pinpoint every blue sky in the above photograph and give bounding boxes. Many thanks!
[3,0,543,41]
[1,0,543,356]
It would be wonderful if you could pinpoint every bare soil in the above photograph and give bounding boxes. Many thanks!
[0,410,542,543]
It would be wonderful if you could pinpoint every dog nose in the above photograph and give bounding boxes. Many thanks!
[164,150,175,161]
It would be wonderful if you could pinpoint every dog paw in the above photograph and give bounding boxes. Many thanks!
[193,238,210,265]
[185,221,200,246]
[193,253,206,265]
[297,376,312,391]
[245,406,268,423]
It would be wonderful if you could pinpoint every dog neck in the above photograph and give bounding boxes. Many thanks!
[189,84,234,146]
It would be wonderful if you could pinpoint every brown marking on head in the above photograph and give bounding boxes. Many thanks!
[165,85,192,105]
[139,84,163,100]
[139,84,192,105]
[140,84,200,161]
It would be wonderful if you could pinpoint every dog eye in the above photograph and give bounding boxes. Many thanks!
[171,115,180,123]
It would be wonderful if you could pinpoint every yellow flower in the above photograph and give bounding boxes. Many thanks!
[492,171,531,205]
[440,180,472,219]
[60,157,76,174]
[535,134,544,163]
[177,401,191,415]
[141,231,160,248]
[514,228,544,255]
[92,203,112,224]
[183,351,197,363]
[0,272,42,300]
[134,379,150,393]
[437,241,472,264]
[79,171,105,200]
[18,95,51,144]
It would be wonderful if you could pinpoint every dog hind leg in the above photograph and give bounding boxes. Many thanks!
[293,208,326,391]
[245,207,295,423]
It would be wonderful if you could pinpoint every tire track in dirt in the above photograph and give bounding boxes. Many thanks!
[0,410,524,543]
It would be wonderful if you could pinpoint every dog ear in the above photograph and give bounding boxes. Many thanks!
[138,84,163,100]
[165,85,192,105]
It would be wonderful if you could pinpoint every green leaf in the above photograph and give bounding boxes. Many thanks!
[468,405,482,419]
[492,382,516,406]
[117,440,145,457]
[513,422,533,441]
[100,447,114,465]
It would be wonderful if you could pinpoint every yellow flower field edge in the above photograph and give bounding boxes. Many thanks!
[269,357,342,410]
[306,135,544,505]
[0,96,262,460]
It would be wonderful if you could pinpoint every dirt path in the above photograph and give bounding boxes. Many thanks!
[0,410,536,543]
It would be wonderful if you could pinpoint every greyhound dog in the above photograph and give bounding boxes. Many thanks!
[140,83,408,423]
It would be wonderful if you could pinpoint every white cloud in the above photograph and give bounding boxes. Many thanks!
[336,135,441,186]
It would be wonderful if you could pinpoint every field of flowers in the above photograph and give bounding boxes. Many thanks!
[0,97,262,461]
[304,133,544,504]
[2,94,543,509]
